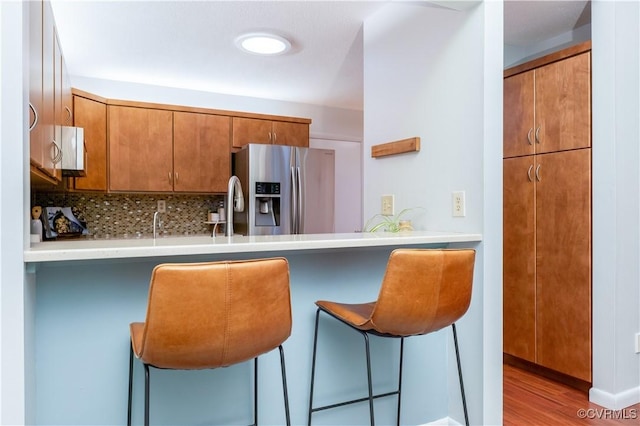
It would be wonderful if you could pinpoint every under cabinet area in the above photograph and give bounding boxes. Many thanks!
[232,116,310,148]
[503,41,592,386]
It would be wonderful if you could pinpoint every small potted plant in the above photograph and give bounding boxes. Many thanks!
[364,207,422,233]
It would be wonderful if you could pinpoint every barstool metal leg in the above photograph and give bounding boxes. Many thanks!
[452,323,469,426]
[308,308,321,426]
[278,345,291,426]
[144,364,150,426]
[362,332,375,426]
[127,342,134,426]
[396,337,404,426]
[253,357,259,426]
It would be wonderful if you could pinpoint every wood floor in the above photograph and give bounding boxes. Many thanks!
[504,364,640,425]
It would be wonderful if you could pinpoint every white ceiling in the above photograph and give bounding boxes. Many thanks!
[50,0,591,111]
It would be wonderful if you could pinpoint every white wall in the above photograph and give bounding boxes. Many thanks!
[591,0,640,410]
[504,23,591,68]
[363,2,502,424]
[0,1,31,423]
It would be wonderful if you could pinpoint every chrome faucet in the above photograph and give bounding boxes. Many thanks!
[153,211,160,239]
[225,175,244,236]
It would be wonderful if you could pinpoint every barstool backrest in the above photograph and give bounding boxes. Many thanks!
[370,249,475,336]
[137,257,291,369]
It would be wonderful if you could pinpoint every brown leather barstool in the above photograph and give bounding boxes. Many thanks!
[307,248,475,426]
[127,257,292,426]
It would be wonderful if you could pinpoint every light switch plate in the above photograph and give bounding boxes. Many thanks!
[157,200,166,213]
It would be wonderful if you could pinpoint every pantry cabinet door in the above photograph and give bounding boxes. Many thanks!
[535,52,591,154]
[503,71,535,158]
[503,156,537,362]
[535,149,591,382]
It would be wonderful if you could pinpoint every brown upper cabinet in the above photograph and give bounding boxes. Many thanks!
[108,105,174,192]
[232,117,309,148]
[173,112,231,193]
[29,0,63,184]
[71,91,310,193]
[108,106,232,193]
[72,94,107,191]
[503,49,591,158]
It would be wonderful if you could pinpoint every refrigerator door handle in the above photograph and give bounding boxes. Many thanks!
[296,166,303,234]
[290,166,297,234]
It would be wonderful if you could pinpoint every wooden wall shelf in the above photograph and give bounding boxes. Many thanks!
[371,137,420,158]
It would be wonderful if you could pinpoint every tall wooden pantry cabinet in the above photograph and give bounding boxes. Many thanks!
[503,41,592,385]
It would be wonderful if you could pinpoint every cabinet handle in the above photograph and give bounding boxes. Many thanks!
[273,132,277,143]
[65,106,72,124]
[29,103,38,131]
[535,126,541,144]
[527,165,533,182]
[51,141,62,164]
[268,132,272,142]
[535,164,541,181]
[168,172,172,184]
[175,172,179,183]
[526,128,533,145]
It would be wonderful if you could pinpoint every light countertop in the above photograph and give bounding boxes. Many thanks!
[24,230,482,263]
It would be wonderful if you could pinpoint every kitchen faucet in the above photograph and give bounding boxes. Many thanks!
[153,211,161,239]
[225,175,244,236]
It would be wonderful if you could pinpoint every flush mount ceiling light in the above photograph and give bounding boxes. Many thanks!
[236,32,291,56]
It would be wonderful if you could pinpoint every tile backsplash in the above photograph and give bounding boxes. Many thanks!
[34,192,225,239]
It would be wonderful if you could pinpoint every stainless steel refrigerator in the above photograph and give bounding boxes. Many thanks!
[233,144,335,236]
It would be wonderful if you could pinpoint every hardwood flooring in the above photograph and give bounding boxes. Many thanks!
[503,364,640,425]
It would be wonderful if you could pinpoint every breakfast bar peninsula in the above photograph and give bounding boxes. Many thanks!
[25,230,482,425]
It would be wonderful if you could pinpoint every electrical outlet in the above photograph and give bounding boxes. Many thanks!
[635,333,640,354]
[452,191,465,217]
[381,195,394,216]
[157,200,166,213]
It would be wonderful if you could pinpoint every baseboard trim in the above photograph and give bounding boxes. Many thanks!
[589,386,640,410]
[423,417,461,425]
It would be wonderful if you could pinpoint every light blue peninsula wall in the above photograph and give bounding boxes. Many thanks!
[28,233,481,425]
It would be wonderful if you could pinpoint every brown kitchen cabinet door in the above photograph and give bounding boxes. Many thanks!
[503,156,537,362]
[29,0,45,169]
[535,148,591,382]
[232,117,272,148]
[108,105,173,192]
[504,71,535,158]
[73,95,107,191]
[535,52,591,154]
[272,121,309,147]
[41,1,61,181]
[173,112,231,193]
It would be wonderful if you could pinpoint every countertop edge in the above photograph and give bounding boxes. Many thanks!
[24,231,483,263]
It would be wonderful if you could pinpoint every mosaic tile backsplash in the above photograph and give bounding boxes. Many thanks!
[34,192,226,239]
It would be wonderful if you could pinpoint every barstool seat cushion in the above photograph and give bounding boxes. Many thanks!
[131,258,291,370]
[316,249,474,337]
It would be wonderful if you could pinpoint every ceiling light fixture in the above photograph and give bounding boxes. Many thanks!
[236,32,291,56]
